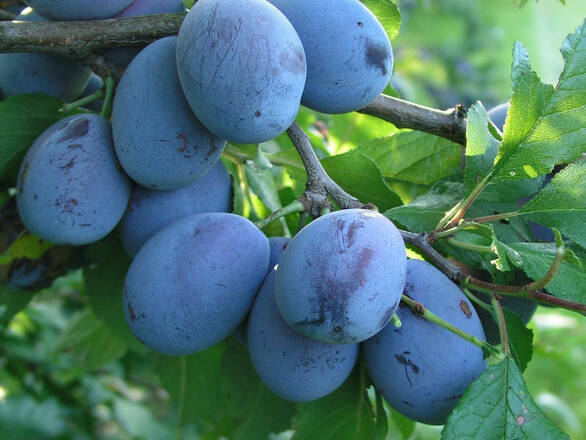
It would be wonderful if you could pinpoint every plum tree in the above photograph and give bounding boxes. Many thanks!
[248,270,359,402]
[16,114,131,245]
[364,260,487,425]
[112,37,226,190]
[268,0,393,114]
[0,11,91,100]
[24,0,133,20]
[105,0,186,70]
[118,160,232,256]
[123,213,270,356]
[275,209,406,344]
[176,0,307,144]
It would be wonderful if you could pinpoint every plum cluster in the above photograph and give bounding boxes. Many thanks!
[12,0,490,427]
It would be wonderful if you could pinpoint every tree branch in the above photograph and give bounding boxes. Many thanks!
[0,13,468,144]
[0,12,186,57]
[358,94,468,145]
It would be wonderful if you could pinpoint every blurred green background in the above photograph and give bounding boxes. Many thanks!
[1,0,585,439]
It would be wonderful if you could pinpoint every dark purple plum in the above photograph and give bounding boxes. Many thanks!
[275,209,406,344]
[106,0,186,70]
[16,114,131,245]
[0,11,91,100]
[123,213,270,356]
[24,0,133,20]
[176,0,306,144]
[268,236,290,272]
[248,270,359,402]
[112,37,226,189]
[364,260,487,425]
[118,160,232,256]
[269,0,393,114]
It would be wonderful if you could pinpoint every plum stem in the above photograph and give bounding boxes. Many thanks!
[62,89,104,113]
[401,294,503,359]
[100,76,115,119]
[489,293,511,356]
[391,313,402,328]
[254,200,305,230]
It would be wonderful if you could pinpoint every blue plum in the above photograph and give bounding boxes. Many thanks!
[268,236,290,272]
[268,0,393,114]
[176,0,306,144]
[248,270,359,402]
[106,0,186,70]
[118,160,232,256]
[275,209,407,344]
[16,114,131,245]
[112,37,226,189]
[364,260,487,425]
[123,213,270,355]
[0,11,91,100]
[24,0,133,20]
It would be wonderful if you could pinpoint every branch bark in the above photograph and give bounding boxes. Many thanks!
[0,13,468,144]
[358,95,468,145]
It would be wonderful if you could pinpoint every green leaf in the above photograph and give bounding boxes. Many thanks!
[384,181,465,232]
[156,344,227,425]
[507,242,586,303]
[0,233,53,265]
[113,399,170,440]
[83,234,147,353]
[503,308,534,372]
[221,339,296,440]
[321,151,402,211]
[156,340,296,439]
[374,390,388,440]
[388,406,415,439]
[292,368,376,440]
[464,103,543,202]
[0,397,67,440]
[360,0,402,40]
[465,102,500,191]
[0,94,75,183]
[245,161,283,213]
[494,22,586,181]
[54,308,127,370]
[359,131,462,185]
[442,358,568,439]
[0,285,34,327]
[519,160,586,248]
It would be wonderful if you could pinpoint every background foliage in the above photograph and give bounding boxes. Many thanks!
[0,0,585,439]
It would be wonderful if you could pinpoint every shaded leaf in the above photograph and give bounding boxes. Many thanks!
[442,358,568,439]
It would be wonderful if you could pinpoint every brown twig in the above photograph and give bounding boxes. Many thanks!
[358,94,468,145]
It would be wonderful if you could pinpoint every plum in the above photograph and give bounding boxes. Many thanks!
[112,37,226,189]
[118,160,232,256]
[364,260,487,425]
[275,209,406,344]
[16,114,131,245]
[176,0,306,144]
[0,11,91,100]
[268,0,393,114]
[106,0,186,70]
[248,270,359,402]
[123,213,270,355]
[24,0,133,20]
